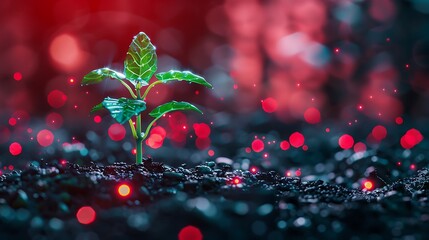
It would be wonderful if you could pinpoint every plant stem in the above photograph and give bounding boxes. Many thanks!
[142,117,160,141]
[128,119,137,139]
[119,80,137,99]
[142,81,162,100]
[135,86,143,164]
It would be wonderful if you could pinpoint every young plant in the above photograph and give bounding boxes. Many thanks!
[81,32,212,164]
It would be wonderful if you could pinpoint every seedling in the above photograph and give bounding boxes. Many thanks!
[81,32,212,164]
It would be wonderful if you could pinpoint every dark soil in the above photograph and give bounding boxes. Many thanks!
[0,158,428,240]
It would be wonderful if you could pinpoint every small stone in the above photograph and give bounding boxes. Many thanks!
[196,165,213,174]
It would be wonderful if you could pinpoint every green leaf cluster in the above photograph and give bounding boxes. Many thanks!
[81,32,212,163]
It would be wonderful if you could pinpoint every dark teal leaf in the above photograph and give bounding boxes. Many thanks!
[82,68,125,85]
[124,32,157,84]
[149,101,202,119]
[155,70,212,88]
[102,97,146,124]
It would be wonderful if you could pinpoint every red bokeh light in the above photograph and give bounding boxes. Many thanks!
[9,142,22,156]
[13,72,22,81]
[371,125,387,141]
[251,139,264,152]
[232,177,242,185]
[400,128,423,149]
[8,118,17,126]
[0,127,11,144]
[93,115,102,123]
[289,132,305,148]
[353,142,367,153]
[280,140,290,150]
[76,206,96,225]
[261,97,278,113]
[193,123,211,138]
[395,117,403,125]
[37,129,54,147]
[196,137,211,150]
[338,134,354,150]
[208,149,215,156]
[46,112,64,129]
[146,134,164,149]
[117,184,131,197]
[304,107,321,124]
[108,124,126,141]
[178,225,203,240]
[47,90,67,108]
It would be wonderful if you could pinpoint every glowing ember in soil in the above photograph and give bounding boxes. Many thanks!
[76,206,96,225]
[250,167,258,174]
[363,180,374,190]
[117,184,131,197]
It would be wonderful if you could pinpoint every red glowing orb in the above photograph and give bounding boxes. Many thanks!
[261,97,278,113]
[395,117,403,125]
[371,125,387,141]
[117,184,131,197]
[46,112,63,129]
[13,72,22,81]
[251,139,264,152]
[108,124,126,141]
[193,123,211,138]
[8,118,17,126]
[76,206,96,225]
[196,137,211,150]
[338,134,354,150]
[289,132,305,148]
[47,90,67,108]
[304,107,321,124]
[280,140,290,150]
[353,142,367,153]
[208,150,215,157]
[363,180,374,190]
[37,129,54,147]
[400,128,423,149]
[178,225,203,240]
[146,134,164,149]
[9,142,22,156]
[93,115,102,123]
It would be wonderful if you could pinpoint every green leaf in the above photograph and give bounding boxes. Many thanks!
[102,97,147,124]
[155,70,212,88]
[82,68,125,85]
[149,101,202,119]
[124,32,157,85]
[91,103,104,113]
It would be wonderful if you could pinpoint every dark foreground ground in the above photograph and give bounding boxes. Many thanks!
[0,158,428,240]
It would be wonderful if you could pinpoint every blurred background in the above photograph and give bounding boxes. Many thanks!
[2,0,429,189]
